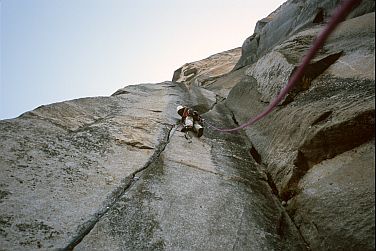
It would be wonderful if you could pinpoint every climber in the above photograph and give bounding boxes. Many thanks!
[176,105,204,138]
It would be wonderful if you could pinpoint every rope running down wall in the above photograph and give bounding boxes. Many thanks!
[204,0,362,132]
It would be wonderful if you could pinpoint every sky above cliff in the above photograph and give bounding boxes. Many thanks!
[1,0,285,119]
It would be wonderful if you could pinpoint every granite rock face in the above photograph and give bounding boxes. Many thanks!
[75,102,307,251]
[0,0,374,250]
[0,83,181,250]
[234,0,375,70]
[0,82,307,250]
[222,4,375,251]
[172,47,241,87]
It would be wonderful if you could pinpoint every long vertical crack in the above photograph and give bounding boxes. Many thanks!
[61,125,175,251]
[217,98,311,249]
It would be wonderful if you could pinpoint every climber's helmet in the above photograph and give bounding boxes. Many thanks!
[177,105,184,113]
[177,105,184,116]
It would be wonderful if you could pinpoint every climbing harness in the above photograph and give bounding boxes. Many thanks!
[203,0,362,133]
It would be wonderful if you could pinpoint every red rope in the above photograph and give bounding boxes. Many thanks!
[205,0,362,132]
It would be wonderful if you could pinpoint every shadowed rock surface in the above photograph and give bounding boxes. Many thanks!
[223,6,375,251]
[0,0,374,250]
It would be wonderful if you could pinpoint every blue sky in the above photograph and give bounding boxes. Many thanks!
[1,0,285,119]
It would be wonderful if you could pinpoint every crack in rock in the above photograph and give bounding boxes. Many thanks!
[61,125,174,251]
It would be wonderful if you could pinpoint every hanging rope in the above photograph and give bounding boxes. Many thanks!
[203,0,362,133]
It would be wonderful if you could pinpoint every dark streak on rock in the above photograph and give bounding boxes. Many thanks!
[111,90,131,96]
[0,190,11,203]
[183,67,198,77]
[231,111,239,126]
[266,172,279,197]
[276,213,286,236]
[313,8,325,24]
[172,67,183,82]
[311,111,333,126]
[282,109,375,201]
[302,109,375,165]
[283,51,343,105]
[249,145,262,165]
[281,151,310,201]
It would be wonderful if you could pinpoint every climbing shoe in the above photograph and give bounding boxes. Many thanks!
[184,132,192,143]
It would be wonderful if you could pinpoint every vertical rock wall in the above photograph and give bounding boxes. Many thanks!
[0,82,182,250]
[0,81,308,250]
[1,0,374,250]
[172,1,375,250]
[221,5,375,251]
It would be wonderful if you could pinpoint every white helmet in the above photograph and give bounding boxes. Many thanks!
[176,105,184,113]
